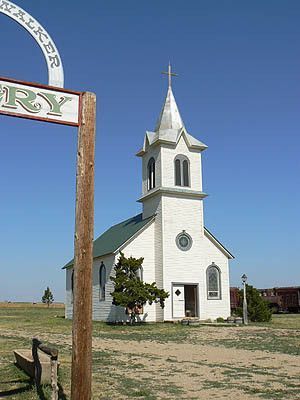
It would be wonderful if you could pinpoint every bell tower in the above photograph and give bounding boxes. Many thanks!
[136,64,208,221]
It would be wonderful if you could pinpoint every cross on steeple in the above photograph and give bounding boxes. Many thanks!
[162,62,178,88]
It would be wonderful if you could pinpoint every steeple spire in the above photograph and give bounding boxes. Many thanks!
[137,65,208,157]
[155,63,184,132]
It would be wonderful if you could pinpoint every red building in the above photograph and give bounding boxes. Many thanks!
[259,287,300,313]
[230,287,240,312]
[230,286,300,313]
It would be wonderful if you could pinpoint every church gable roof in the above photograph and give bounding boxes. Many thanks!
[204,227,234,259]
[185,132,207,150]
[63,212,234,269]
[63,213,155,269]
[137,128,207,156]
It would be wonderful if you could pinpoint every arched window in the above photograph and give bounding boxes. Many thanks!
[147,158,155,190]
[183,160,189,186]
[174,155,190,187]
[207,264,221,299]
[136,266,143,281]
[175,159,181,186]
[71,271,74,303]
[99,262,106,301]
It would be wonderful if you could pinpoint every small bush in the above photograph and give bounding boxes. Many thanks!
[237,285,272,322]
[110,252,169,324]
[216,317,225,323]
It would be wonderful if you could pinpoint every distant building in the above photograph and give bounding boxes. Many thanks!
[230,287,240,312]
[230,286,300,313]
[258,287,300,313]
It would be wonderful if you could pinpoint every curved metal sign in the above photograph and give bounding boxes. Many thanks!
[0,0,64,88]
[0,77,80,125]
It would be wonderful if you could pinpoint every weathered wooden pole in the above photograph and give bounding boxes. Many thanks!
[71,92,96,400]
[50,354,58,400]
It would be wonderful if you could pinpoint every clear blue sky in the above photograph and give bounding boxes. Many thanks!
[0,0,299,302]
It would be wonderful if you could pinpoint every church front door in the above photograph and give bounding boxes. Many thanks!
[172,284,185,318]
[172,284,198,319]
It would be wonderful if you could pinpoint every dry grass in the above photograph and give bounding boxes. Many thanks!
[0,304,299,399]
[0,302,64,308]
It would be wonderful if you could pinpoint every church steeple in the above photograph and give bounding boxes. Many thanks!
[155,86,184,132]
[155,63,184,132]
[136,64,207,157]
[137,65,208,221]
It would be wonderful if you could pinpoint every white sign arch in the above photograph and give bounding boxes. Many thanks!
[0,0,64,88]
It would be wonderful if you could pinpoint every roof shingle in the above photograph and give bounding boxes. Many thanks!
[63,213,155,269]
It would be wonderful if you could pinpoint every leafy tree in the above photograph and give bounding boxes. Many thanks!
[236,284,272,322]
[42,287,54,308]
[110,253,169,323]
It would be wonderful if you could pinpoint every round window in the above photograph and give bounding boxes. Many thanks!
[176,231,192,251]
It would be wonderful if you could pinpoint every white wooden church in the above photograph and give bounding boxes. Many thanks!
[64,67,234,322]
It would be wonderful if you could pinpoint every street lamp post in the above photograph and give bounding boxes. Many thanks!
[241,274,248,325]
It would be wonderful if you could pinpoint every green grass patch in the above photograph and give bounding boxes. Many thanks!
[92,321,190,343]
[206,328,300,356]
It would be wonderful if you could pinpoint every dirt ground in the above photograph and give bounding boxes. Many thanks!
[93,332,300,399]
[95,325,300,399]
[1,324,299,399]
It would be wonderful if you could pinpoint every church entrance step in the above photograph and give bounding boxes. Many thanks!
[181,318,200,326]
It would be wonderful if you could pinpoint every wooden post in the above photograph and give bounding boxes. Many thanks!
[71,92,96,400]
[32,338,59,400]
[32,338,42,387]
[50,356,58,400]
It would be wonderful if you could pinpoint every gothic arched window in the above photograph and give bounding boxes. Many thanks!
[71,270,74,303]
[207,264,221,299]
[147,157,155,190]
[175,159,181,186]
[136,266,143,281]
[174,155,190,187]
[183,160,189,186]
[99,262,106,301]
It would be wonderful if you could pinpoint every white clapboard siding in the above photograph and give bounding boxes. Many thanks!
[120,218,157,322]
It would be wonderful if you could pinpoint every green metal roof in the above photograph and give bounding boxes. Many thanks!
[63,213,155,269]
